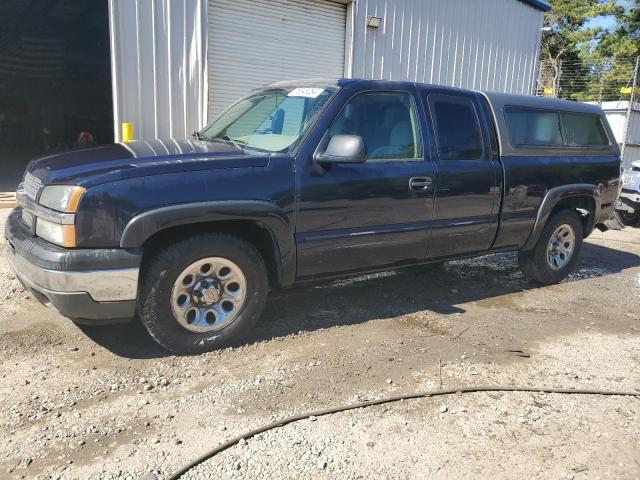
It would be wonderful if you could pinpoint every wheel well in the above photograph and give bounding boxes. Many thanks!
[141,221,282,288]
[549,195,596,237]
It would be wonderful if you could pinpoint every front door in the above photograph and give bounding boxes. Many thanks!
[295,87,436,279]
[423,90,501,258]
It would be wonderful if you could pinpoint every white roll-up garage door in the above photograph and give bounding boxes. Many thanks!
[207,0,346,120]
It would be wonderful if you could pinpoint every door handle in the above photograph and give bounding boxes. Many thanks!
[409,177,432,190]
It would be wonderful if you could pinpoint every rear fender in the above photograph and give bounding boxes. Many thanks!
[522,184,600,251]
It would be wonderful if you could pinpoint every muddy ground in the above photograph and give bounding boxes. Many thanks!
[0,208,639,480]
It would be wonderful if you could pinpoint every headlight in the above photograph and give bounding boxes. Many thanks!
[36,217,77,248]
[39,185,86,213]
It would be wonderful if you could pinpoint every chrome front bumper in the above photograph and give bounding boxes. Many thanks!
[5,242,138,302]
[4,208,140,322]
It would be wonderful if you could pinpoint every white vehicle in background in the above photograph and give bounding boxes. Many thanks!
[616,161,640,226]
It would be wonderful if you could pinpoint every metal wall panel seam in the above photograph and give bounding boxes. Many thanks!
[344,1,354,78]
[182,0,188,138]
[200,0,209,128]
[107,0,120,141]
[166,1,174,137]
[151,0,158,138]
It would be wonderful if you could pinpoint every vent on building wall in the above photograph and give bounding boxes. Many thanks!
[366,16,381,28]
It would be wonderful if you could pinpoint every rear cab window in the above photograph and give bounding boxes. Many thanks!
[504,106,610,149]
[427,94,484,160]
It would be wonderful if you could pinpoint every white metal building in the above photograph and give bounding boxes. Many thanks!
[599,101,640,169]
[107,0,549,142]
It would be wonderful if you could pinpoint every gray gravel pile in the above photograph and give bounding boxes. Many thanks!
[0,213,30,320]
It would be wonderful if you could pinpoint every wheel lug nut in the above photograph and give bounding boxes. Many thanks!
[201,281,208,288]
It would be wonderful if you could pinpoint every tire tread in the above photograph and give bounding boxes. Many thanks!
[138,233,268,354]
[518,210,583,285]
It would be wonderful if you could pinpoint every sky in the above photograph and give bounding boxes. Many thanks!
[587,16,616,30]
[584,0,634,30]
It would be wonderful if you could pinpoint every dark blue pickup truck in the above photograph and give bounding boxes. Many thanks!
[5,79,621,353]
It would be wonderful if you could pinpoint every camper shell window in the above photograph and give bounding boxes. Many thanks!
[504,106,610,149]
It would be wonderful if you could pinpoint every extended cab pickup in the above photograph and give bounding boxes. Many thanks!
[5,79,621,353]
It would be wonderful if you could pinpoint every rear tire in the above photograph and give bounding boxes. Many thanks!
[518,210,584,285]
[138,233,268,354]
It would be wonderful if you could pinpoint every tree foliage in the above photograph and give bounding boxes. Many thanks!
[542,0,617,62]
[598,2,640,59]
[539,0,638,101]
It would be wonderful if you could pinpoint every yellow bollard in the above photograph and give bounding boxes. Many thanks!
[122,122,134,143]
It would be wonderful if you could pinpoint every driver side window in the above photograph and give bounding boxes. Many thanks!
[328,91,422,161]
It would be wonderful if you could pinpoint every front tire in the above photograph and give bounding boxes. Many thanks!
[138,233,268,354]
[518,210,584,285]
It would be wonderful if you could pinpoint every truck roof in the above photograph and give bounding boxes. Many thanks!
[267,79,605,116]
[481,91,604,116]
[265,79,619,157]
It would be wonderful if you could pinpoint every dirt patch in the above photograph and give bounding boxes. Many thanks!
[1,208,639,479]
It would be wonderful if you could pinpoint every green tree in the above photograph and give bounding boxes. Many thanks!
[590,1,640,101]
[598,1,640,59]
[540,0,618,98]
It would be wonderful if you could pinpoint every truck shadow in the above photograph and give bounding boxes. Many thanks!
[79,241,640,358]
[78,320,170,359]
[247,241,640,344]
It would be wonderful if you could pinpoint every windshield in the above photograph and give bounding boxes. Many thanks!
[198,86,339,153]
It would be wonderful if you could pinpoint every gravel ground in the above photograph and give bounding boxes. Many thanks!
[1,207,639,480]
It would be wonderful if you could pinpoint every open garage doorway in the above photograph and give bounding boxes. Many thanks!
[0,0,113,193]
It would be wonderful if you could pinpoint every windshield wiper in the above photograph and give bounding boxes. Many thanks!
[196,133,246,150]
[222,135,246,150]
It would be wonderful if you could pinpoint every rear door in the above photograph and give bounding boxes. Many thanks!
[423,89,501,258]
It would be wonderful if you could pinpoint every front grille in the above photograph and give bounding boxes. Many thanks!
[21,208,34,228]
[23,172,42,200]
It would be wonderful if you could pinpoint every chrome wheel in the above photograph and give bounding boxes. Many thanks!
[171,257,247,333]
[546,224,575,271]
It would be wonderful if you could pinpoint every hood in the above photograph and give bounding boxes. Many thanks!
[26,138,270,187]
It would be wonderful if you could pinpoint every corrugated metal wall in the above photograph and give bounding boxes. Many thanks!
[602,102,640,169]
[108,0,207,142]
[350,0,544,95]
[109,0,544,142]
[625,107,640,167]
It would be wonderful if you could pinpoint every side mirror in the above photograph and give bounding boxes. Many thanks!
[315,135,367,164]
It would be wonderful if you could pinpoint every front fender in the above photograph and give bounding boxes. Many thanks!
[120,200,296,287]
[522,184,601,251]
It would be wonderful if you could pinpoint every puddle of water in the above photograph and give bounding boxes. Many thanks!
[397,313,449,335]
[565,267,612,282]
[446,252,519,272]
[470,285,553,313]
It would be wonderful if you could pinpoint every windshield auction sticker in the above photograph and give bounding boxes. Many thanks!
[288,88,326,98]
